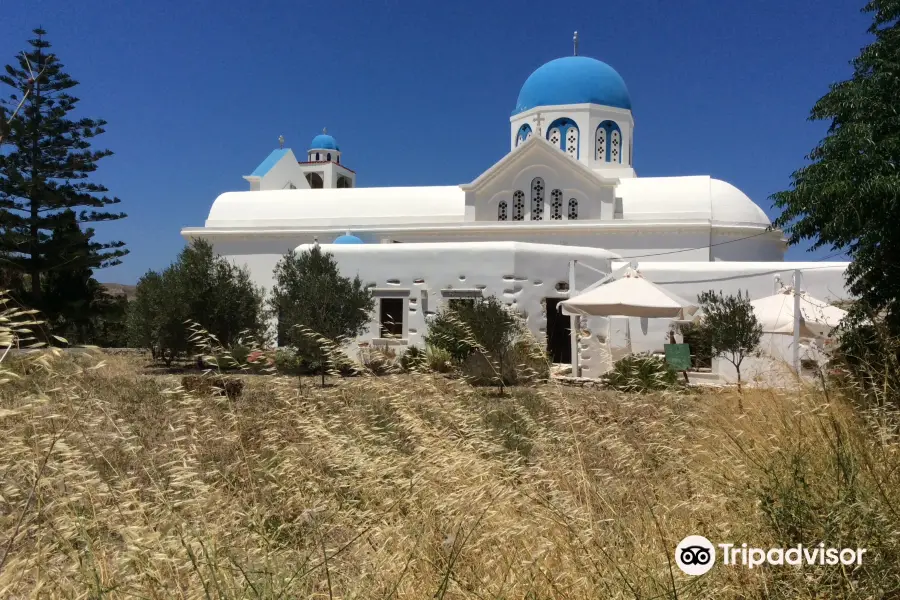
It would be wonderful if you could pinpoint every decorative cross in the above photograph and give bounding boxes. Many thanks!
[278,135,285,149]
[532,112,545,136]
[573,31,579,56]
[322,127,327,134]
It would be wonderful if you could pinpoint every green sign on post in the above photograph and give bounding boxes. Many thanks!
[664,343,691,371]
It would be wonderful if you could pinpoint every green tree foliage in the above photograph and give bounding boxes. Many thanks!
[425,296,533,393]
[127,240,267,365]
[0,29,127,338]
[695,289,763,390]
[770,2,900,332]
[269,245,374,385]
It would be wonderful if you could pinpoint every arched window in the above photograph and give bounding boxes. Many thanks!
[595,127,607,161]
[566,128,578,158]
[337,155,340,164]
[596,121,622,163]
[306,172,324,189]
[610,130,620,164]
[530,177,544,220]
[547,118,579,157]
[568,198,578,220]
[512,191,525,221]
[337,176,351,188]
[498,200,508,221]
[550,189,563,220]
[327,153,332,161]
[548,127,561,148]
[315,152,320,161]
[516,124,532,146]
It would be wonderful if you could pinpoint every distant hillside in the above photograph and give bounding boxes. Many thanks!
[101,283,137,301]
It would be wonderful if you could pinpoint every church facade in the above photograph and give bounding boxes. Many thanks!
[182,53,849,381]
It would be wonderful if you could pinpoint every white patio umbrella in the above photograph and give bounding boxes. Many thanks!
[750,287,847,337]
[560,267,697,319]
[559,267,698,365]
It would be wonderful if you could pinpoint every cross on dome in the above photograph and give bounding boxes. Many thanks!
[573,31,579,56]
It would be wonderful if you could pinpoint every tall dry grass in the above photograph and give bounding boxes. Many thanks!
[0,323,898,597]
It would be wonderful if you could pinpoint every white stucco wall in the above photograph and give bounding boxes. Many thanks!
[315,241,622,376]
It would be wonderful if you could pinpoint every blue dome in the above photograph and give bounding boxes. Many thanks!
[333,234,363,244]
[513,56,631,115]
[310,134,339,151]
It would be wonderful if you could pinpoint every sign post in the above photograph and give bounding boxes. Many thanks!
[665,343,691,383]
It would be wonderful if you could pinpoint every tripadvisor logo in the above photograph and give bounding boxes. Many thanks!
[675,536,867,575]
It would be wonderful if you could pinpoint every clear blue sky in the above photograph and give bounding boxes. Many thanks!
[1,0,870,284]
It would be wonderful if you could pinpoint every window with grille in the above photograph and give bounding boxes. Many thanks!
[550,189,563,220]
[566,128,578,157]
[568,198,578,220]
[531,178,544,220]
[595,127,607,161]
[548,127,560,148]
[498,200,508,221]
[512,191,525,221]
[596,121,622,163]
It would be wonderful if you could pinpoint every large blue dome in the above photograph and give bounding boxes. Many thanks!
[513,56,631,115]
[310,134,339,151]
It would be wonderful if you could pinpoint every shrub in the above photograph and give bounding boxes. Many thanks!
[273,348,306,376]
[359,345,400,375]
[425,296,536,392]
[400,346,427,372]
[601,353,679,393]
[425,345,454,373]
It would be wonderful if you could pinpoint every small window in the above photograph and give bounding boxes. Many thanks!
[327,153,332,161]
[315,152,320,161]
[337,155,340,164]
[550,189,563,220]
[498,200,508,221]
[380,298,404,338]
[613,197,623,219]
[568,198,578,220]
[512,190,525,221]
[531,177,544,220]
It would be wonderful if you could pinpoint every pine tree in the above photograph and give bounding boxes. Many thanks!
[771,1,900,331]
[0,28,127,319]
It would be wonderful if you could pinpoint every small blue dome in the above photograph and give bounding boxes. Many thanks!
[310,133,339,151]
[333,234,363,244]
[513,56,631,115]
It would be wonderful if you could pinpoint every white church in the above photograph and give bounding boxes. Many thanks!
[182,48,850,382]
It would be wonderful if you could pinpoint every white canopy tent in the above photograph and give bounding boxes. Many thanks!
[560,264,698,376]
[750,271,847,372]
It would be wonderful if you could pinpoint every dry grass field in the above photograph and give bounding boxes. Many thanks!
[0,350,898,598]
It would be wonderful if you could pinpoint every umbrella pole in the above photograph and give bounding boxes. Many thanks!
[569,260,579,378]
[792,269,802,373]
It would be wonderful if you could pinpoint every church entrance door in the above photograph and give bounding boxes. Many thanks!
[545,298,572,364]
